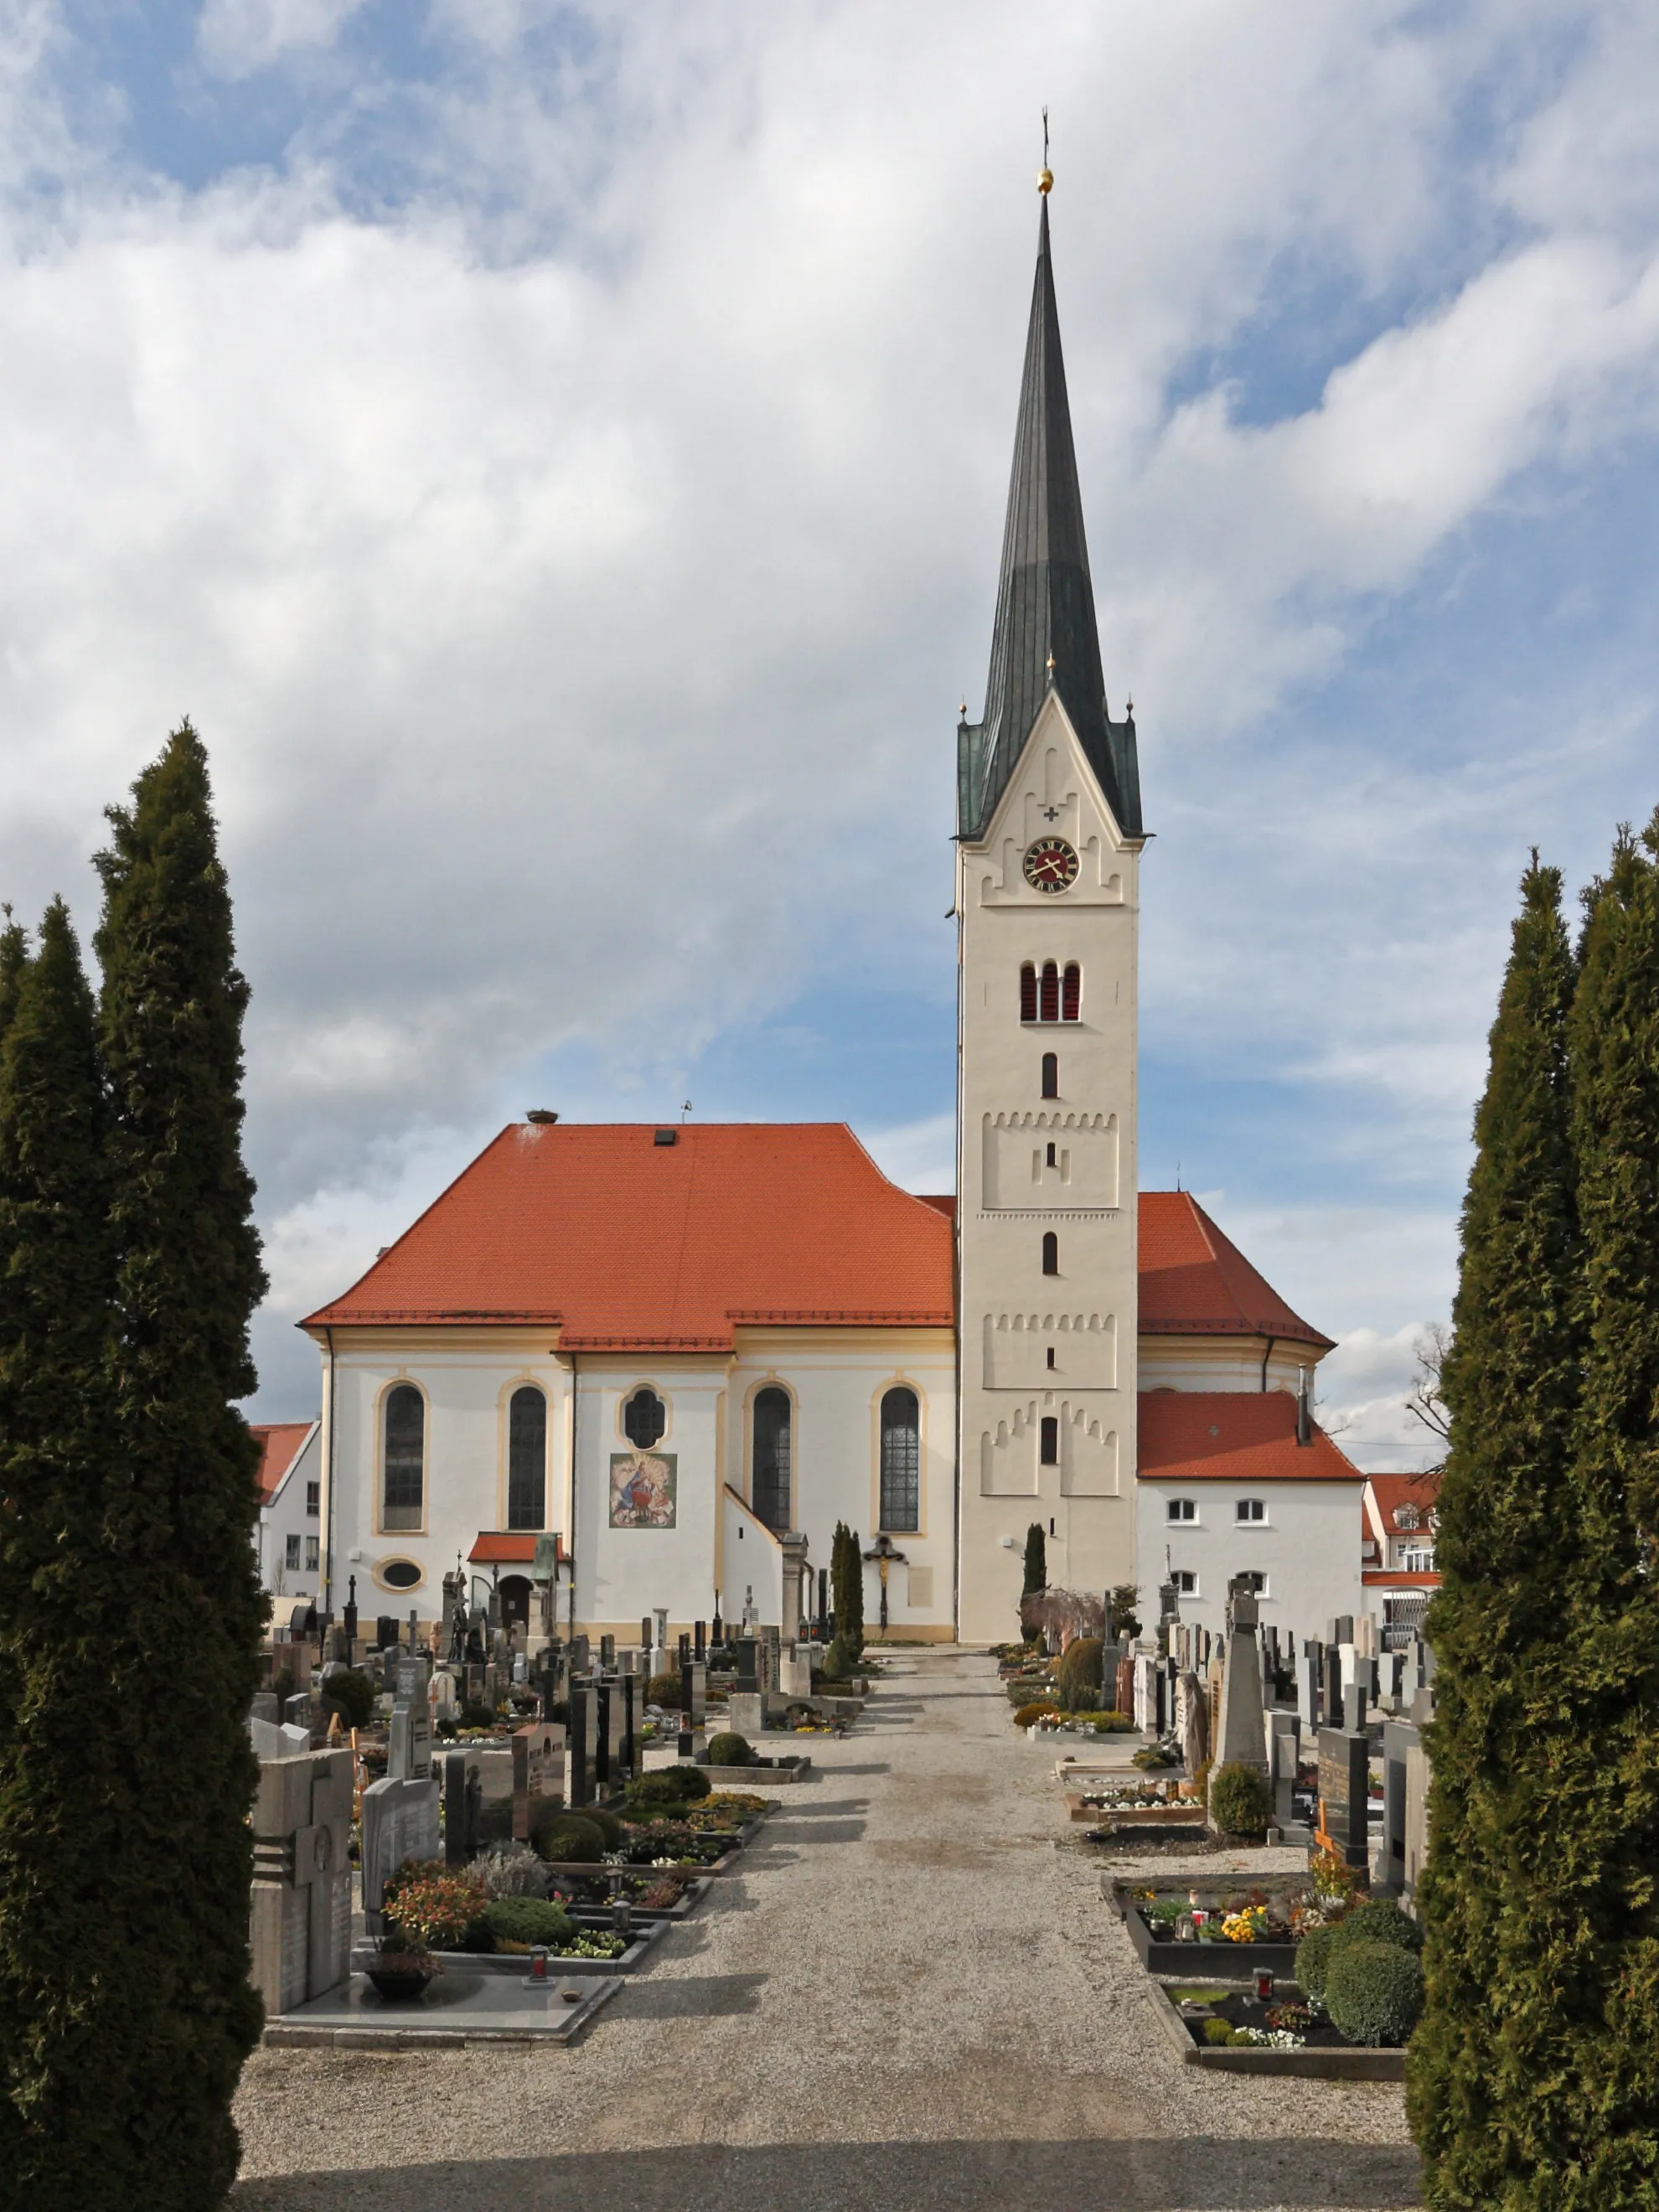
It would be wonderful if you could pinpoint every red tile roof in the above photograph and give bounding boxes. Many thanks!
[468,1533,540,1565]
[917,1194,957,1222]
[250,1421,315,1503]
[1363,1569,1439,1588]
[1137,1192,1332,1349]
[1137,1391,1364,1484]
[1363,1470,1442,1543]
[302,1123,955,1348]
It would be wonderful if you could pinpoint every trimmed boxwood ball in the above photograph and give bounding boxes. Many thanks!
[1339,1899,1424,1956]
[1326,1940,1425,2048]
[623,1773,683,1807]
[576,1806,628,1850]
[645,1672,684,1708]
[482,1897,575,1948]
[664,1761,711,1801]
[1057,1636,1104,1708]
[534,1814,607,1863]
[1207,1761,1274,1837]
[705,1731,752,1767]
[320,1667,374,1729]
[1295,1925,1341,2005]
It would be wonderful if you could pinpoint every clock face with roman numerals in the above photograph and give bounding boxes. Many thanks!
[1023,837,1079,893]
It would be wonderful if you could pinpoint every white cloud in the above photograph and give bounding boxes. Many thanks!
[861,1113,955,1197]
[197,0,370,80]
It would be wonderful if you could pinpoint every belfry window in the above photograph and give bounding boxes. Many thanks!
[1041,1052,1057,1098]
[507,1385,547,1530]
[623,1387,666,1449]
[879,1387,921,1533]
[752,1387,792,1532]
[1040,1416,1059,1465]
[1042,1231,1058,1275]
[382,1384,425,1532]
[1021,962,1081,1023]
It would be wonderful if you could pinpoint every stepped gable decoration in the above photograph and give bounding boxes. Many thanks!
[301,1121,954,1349]
[958,189,1141,842]
[1137,1191,1334,1347]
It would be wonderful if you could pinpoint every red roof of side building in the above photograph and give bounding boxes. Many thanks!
[251,1421,316,1504]
[916,1194,957,1222]
[1363,1469,1442,1543]
[1137,1391,1365,1484]
[468,1533,540,1565]
[1137,1191,1332,1350]
[302,1124,955,1348]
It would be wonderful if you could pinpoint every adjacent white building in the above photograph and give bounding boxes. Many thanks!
[253,1419,323,1604]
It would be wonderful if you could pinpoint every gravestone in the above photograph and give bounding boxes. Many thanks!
[394,1652,429,1707]
[1269,1712,1300,1832]
[567,1679,597,1808]
[1322,1641,1345,1731]
[1316,1725,1371,1872]
[680,1658,707,1757]
[640,1615,652,1651]
[594,1681,620,1793]
[736,1638,760,1695]
[616,1670,641,1783]
[440,1747,483,1867]
[511,1720,566,1842]
[694,1619,706,1661]
[250,1744,354,2016]
[568,1634,590,1676]
[386,1701,432,1782]
[1381,1718,1420,1894]
[251,1691,279,1727]
[1403,1739,1432,1903]
[375,1615,399,1652]
[432,1671,457,1719]
[727,1691,764,1738]
[282,1692,315,1733]
[359,1773,442,1932]
[599,1634,616,1669]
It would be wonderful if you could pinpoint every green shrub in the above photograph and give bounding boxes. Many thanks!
[459,1699,497,1729]
[321,1667,374,1729]
[1326,1941,1424,2048]
[1295,1924,1341,2005]
[623,1772,683,1809]
[381,1861,491,1951]
[482,1897,574,1949]
[574,1806,627,1850]
[1338,1899,1424,1956]
[669,1762,712,1800]
[645,1672,684,1708]
[706,1731,752,1767]
[534,1814,606,1863]
[1207,1762,1274,1837]
[1057,1636,1104,1708]
[823,1633,856,1681]
[1201,2017,1234,2045]
[1065,1683,1105,1713]
[1012,1700,1059,1729]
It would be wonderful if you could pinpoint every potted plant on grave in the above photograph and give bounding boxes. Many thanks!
[367,1925,439,2002]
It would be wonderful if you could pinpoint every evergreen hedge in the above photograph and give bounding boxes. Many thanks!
[1408,840,1659,2206]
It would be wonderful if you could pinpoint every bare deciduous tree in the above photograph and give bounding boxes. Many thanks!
[1405,1322,1451,1475]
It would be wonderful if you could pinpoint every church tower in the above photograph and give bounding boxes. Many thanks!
[954,180,1144,1645]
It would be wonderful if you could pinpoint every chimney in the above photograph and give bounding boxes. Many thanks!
[1296,1366,1311,1447]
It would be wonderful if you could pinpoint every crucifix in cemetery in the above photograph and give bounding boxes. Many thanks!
[862,1533,907,1634]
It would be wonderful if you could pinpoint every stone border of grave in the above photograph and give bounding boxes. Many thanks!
[1109,1876,1303,1978]
[1065,1793,1202,1827]
[262,1975,623,2049]
[693,1752,813,1781]
[350,1918,668,1977]
[565,1874,713,1924]
[1141,1975,1406,2081]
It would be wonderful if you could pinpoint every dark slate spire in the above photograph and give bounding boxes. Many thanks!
[958,194,1141,840]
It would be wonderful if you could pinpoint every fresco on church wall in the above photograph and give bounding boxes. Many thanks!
[609,1450,677,1528]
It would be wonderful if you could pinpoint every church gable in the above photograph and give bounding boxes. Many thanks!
[969,690,1134,910]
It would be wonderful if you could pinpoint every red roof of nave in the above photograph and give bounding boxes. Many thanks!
[302,1127,1331,1357]
[1137,1391,1364,1485]
[251,1420,315,1503]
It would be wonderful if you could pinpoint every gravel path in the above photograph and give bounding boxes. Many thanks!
[232,1650,1420,2211]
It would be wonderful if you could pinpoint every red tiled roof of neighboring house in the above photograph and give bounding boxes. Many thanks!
[468,1533,540,1565]
[250,1421,316,1504]
[302,1124,956,1348]
[916,1194,957,1222]
[1137,1191,1332,1349]
[1362,1469,1442,1544]
[1136,1391,1365,1484]
[1363,1569,1439,1588]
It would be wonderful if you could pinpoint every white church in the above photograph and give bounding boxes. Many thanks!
[303,183,1366,1651]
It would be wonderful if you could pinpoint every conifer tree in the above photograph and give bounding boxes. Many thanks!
[0,900,119,2200]
[830,1522,865,1656]
[1408,841,1659,2205]
[1022,1522,1047,1600]
[87,724,266,2208]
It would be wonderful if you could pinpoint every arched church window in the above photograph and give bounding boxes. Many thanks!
[382,1383,425,1532]
[1020,964,1037,1022]
[507,1385,547,1530]
[1041,1052,1058,1098]
[1040,961,1060,1021]
[879,1387,920,1532]
[1040,1416,1059,1465]
[1042,1232,1058,1275]
[752,1386,792,1532]
[623,1387,666,1449]
[1062,964,1080,1021]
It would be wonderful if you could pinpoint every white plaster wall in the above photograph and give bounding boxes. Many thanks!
[957,693,1140,1644]
[1136,1476,1364,1642]
[1139,1340,1325,1393]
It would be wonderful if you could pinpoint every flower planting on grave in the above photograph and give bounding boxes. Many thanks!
[382,1863,492,1951]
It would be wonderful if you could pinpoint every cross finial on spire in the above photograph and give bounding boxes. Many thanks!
[1045,648,1056,685]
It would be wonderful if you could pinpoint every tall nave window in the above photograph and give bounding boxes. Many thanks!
[382,1383,425,1532]
[879,1387,921,1532]
[752,1386,792,1532]
[507,1385,547,1530]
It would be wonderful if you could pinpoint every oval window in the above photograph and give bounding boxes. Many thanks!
[377,1558,423,1591]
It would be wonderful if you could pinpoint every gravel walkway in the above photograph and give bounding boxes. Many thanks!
[232,1650,1420,2211]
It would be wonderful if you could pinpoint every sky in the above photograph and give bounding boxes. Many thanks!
[3,3,1658,1462]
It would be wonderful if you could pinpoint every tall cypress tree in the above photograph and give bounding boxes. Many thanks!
[1407,854,1584,2203]
[0,900,119,2199]
[90,724,266,2208]
[1022,1521,1047,1600]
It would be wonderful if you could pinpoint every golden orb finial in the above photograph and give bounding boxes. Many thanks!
[1037,168,1053,194]
[1038,106,1052,194]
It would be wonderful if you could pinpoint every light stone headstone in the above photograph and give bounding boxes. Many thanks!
[511,1720,566,1842]
[250,1745,354,2016]
[359,1773,442,1933]
[387,1702,432,1782]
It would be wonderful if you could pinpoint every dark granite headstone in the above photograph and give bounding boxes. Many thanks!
[1318,1726,1371,1869]
[599,1634,616,1670]
[694,1619,706,1661]
[440,1747,483,1866]
[736,1637,759,1693]
[567,1679,597,1808]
